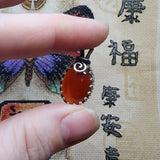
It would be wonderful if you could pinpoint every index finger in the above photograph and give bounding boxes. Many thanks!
[0,14,108,61]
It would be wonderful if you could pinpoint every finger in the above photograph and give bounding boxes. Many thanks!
[0,104,99,160]
[0,14,108,61]
[0,0,24,8]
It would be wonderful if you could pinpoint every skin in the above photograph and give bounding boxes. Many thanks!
[0,0,109,159]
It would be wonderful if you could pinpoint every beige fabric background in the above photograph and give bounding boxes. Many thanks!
[0,0,160,159]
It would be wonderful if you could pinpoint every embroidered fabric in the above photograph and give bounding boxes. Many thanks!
[0,1,160,160]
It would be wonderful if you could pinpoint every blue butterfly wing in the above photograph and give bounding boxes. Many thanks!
[0,59,25,93]
[34,54,75,93]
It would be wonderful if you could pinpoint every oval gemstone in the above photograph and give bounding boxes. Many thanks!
[61,66,93,104]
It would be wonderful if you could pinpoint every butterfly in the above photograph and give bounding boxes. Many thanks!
[0,5,94,94]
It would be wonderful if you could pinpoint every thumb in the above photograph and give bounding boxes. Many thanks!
[0,104,99,160]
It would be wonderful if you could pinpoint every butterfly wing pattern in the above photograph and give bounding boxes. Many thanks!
[34,54,75,93]
[0,5,94,93]
[64,5,94,18]
[0,60,25,93]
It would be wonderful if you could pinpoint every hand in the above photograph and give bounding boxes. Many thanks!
[0,0,109,159]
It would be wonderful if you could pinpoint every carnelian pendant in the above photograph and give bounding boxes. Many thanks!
[61,49,94,104]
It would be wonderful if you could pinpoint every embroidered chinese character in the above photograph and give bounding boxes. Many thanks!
[108,40,122,65]
[108,40,138,66]
[105,146,120,160]
[101,114,122,138]
[121,40,138,66]
[102,86,120,108]
[118,0,146,24]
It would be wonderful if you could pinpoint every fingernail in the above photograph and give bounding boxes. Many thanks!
[61,107,99,145]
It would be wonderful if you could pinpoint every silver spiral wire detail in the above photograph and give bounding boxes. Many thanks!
[73,62,87,72]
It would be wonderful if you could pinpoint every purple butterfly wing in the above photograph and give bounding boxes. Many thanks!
[0,59,25,93]
[34,54,75,93]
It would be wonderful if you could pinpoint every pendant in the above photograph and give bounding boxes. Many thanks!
[60,49,94,105]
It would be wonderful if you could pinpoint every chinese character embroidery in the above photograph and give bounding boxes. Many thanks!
[108,40,138,66]
[102,85,120,108]
[101,114,122,138]
[121,40,138,66]
[105,146,120,160]
[108,40,122,65]
[118,0,146,24]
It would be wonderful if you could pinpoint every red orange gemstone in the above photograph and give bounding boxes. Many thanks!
[61,66,93,104]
